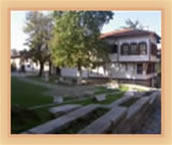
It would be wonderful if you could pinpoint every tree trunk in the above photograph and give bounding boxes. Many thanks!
[56,67,61,76]
[77,63,82,84]
[48,61,52,76]
[38,62,44,77]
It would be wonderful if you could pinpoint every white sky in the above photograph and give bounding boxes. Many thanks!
[11,10,161,51]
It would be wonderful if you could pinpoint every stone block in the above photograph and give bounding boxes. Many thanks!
[124,91,136,97]
[82,91,94,97]
[53,96,63,104]
[22,104,100,134]
[49,104,82,117]
[95,94,106,102]
[114,97,150,133]
[149,91,160,105]
[79,106,127,134]
[126,97,150,120]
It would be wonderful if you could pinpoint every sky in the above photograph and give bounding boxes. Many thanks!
[11,10,161,51]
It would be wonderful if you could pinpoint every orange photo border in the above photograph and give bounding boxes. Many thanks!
[0,0,171,145]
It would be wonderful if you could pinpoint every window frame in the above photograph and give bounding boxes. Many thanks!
[139,42,147,55]
[130,42,139,55]
[108,44,118,54]
[151,42,157,56]
[137,63,143,74]
[121,43,130,55]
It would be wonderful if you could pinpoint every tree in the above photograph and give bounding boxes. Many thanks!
[122,18,144,29]
[24,11,53,77]
[51,11,113,83]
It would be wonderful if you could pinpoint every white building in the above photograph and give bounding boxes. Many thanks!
[11,49,49,73]
[61,29,161,87]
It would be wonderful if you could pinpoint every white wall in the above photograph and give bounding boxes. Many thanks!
[11,58,20,70]
[60,35,159,80]
[11,58,49,72]
[61,68,88,78]
[60,63,157,80]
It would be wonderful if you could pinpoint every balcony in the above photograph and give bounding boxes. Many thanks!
[119,54,149,62]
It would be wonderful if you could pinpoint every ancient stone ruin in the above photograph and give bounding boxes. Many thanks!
[22,90,161,134]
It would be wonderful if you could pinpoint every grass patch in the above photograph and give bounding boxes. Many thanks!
[55,108,109,134]
[11,76,54,133]
[119,85,129,92]
[94,86,119,95]
[11,105,54,133]
[27,75,59,85]
[11,76,53,107]
[98,92,125,104]
[60,92,124,105]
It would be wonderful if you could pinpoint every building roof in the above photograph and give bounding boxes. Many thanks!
[100,28,161,43]
[11,49,20,58]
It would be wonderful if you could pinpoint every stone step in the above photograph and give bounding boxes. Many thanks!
[79,106,127,134]
[22,104,100,134]
[49,104,82,117]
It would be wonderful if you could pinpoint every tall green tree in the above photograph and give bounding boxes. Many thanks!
[24,11,53,77]
[51,11,113,83]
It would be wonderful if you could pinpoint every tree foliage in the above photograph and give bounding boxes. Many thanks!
[51,11,113,74]
[122,18,144,29]
[24,11,53,76]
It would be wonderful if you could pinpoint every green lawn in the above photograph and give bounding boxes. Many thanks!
[11,76,53,107]
[27,75,59,85]
[11,105,54,133]
[11,76,126,133]
[63,91,124,105]
[11,76,54,133]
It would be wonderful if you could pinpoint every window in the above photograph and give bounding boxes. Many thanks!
[139,42,147,55]
[151,43,157,56]
[146,63,155,74]
[121,43,129,55]
[130,43,138,55]
[109,44,118,53]
[137,63,143,74]
[109,44,118,54]
[112,44,118,53]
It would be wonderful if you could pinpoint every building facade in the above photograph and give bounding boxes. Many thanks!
[61,29,161,87]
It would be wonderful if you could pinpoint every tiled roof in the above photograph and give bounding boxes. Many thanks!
[100,28,161,41]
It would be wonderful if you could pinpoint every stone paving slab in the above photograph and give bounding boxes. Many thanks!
[22,104,100,134]
[79,106,127,134]
[49,104,82,117]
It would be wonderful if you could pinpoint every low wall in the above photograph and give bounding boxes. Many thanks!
[79,91,160,134]
[22,91,160,134]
